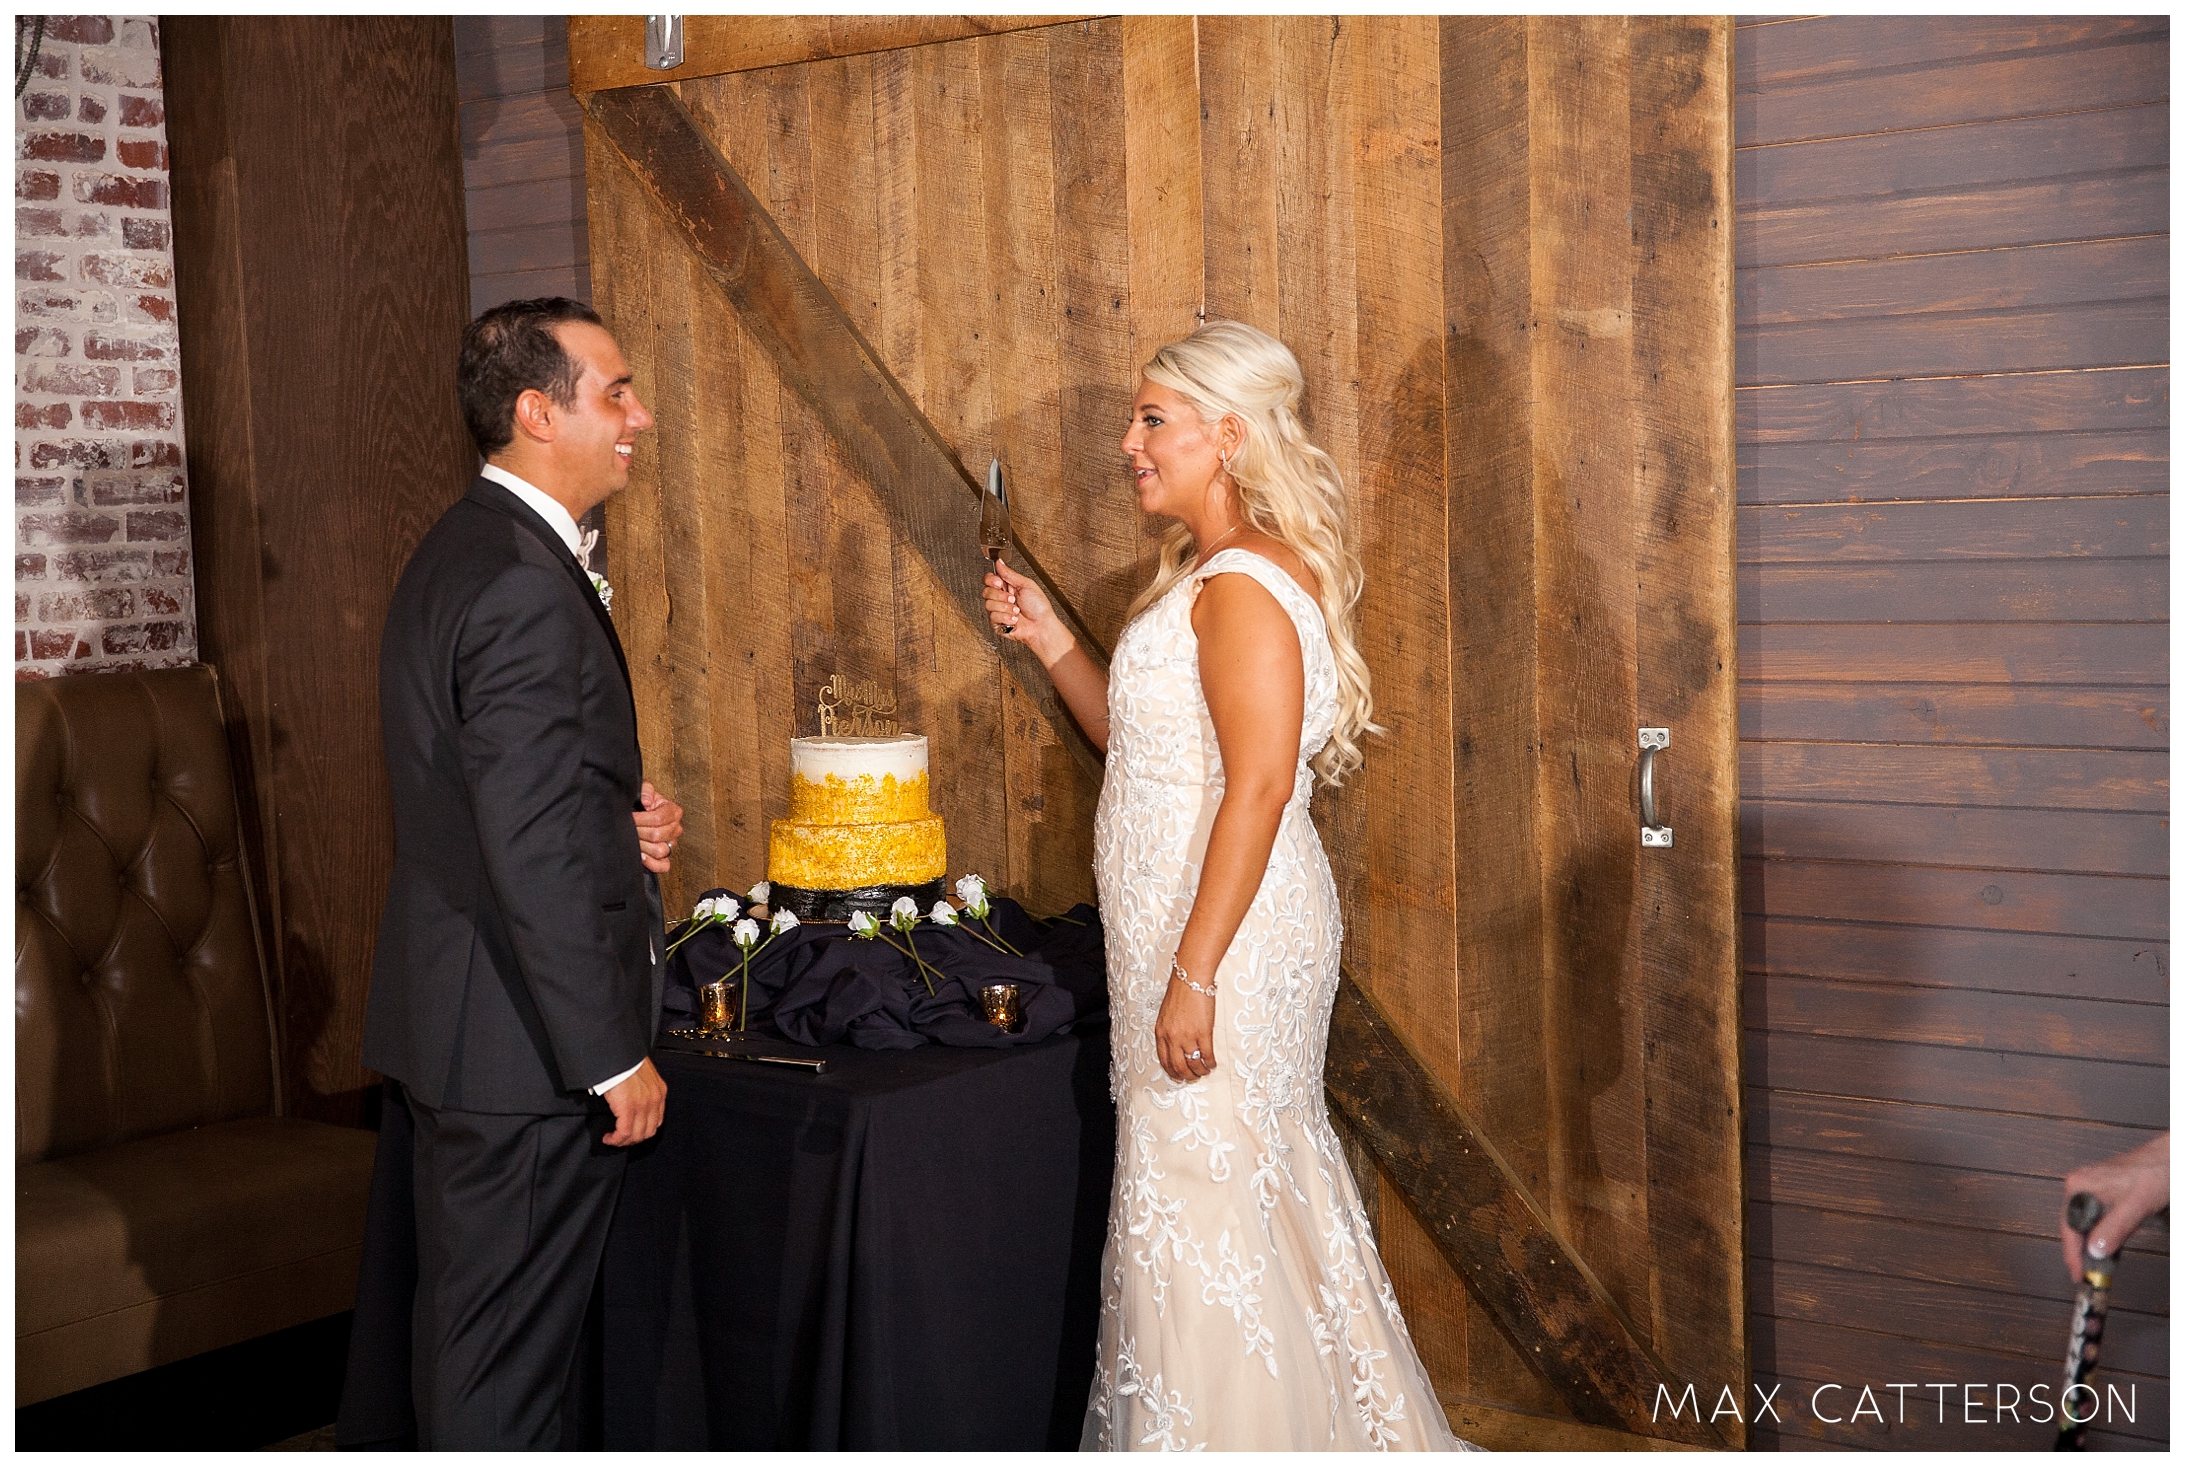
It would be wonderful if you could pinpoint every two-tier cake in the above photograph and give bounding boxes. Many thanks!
[767,734,947,920]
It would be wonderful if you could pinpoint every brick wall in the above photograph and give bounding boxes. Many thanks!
[14,15,193,678]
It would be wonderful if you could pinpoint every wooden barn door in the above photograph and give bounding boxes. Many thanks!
[569,15,1741,1450]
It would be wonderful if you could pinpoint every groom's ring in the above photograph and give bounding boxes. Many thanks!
[1187,1049,1202,1061]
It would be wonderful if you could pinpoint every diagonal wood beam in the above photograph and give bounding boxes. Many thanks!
[1325,977,1726,1448]
[581,82,1109,778]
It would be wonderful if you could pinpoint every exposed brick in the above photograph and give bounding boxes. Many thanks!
[81,48,163,90]
[77,93,106,125]
[13,635,29,667]
[33,51,66,82]
[29,439,127,470]
[141,584,184,615]
[53,547,150,582]
[20,91,70,122]
[15,405,71,432]
[82,329,170,361]
[120,19,158,50]
[18,554,49,581]
[16,326,72,357]
[47,16,116,45]
[15,593,28,624]
[70,210,112,239]
[125,509,189,541]
[120,217,168,250]
[18,287,83,318]
[130,439,182,468]
[87,470,182,505]
[117,93,163,129]
[116,138,167,172]
[82,400,173,432]
[25,363,120,397]
[15,475,66,504]
[102,620,187,655]
[27,629,95,662]
[16,250,66,282]
[16,207,65,238]
[18,131,105,164]
[74,173,165,210]
[20,509,121,547]
[151,547,189,577]
[80,253,171,289]
[41,587,136,622]
[16,170,60,201]
[132,366,177,394]
[127,292,170,324]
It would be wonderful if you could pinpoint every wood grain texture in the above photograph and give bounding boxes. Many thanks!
[166,17,476,1125]
[1739,496,2166,562]
[1746,1030,2166,1128]
[1739,237,2168,328]
[1741,742,2166,812]
[1744,918,2169,1005]
[1739,300,2167,386]
[1739,171,2169,271]
[1739,367,2169,445]
[1747,973,2166,1065]
[1324,981,1724,1447]
[1740,429,2168,506]
[1740,621,2168,685]
[1747,1087,2166,1180]
[1740,557,2166,623]
[457,19,589,314]
[567,15,1092,93]
[1741,800,2168,877]
[1736,15,2161,92]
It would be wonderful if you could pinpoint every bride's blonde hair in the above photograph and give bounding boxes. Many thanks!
[1126,319,1381,784]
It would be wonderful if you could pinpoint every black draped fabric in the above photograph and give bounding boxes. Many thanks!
[600,1027,1116,1449]
[662,895,1105,1050]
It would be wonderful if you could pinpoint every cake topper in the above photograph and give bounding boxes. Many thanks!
[816,671,900,737]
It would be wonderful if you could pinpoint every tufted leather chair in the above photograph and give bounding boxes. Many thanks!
[16,665,378,1405]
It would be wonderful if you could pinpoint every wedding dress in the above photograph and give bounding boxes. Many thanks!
[1084,548,1473,1452]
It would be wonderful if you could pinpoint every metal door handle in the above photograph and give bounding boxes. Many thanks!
[1639,728,1671,848]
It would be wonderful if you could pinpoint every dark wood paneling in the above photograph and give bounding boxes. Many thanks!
[1746,974,2166,1065]
[1740,429,2167,505]
[454,15,567,102]
[1738,366,2168,445]
[1740,496,2166,563]
[1736,103,2166,209]
[459,90,585,186]
[1740,801,2168,878]
[1740,558,2164,623]
[462,173,590,234]
[1737,26,2168,146]
[1754,1258,2168,1372]
[167,18,476,1124]
[1739,172,2167,269]
[1740,299,2166,386]
[1740,683,2169,753]
[1748,1093,2165,1196]
[1751,1205,2171,1307]
[1749,1144,2169,1252]
[1741,743,2167,811]
[1745,1032,2166,1128]
[1736,16,2162,92]
[470,266,590,314]
[464,220,586,276]
[1742,859,2165,941]
[1740,236,2168,328]
[1744,918,2169,1004]
[1740,623,2168,685]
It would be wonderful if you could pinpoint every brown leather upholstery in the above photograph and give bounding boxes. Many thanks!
[16,666,377,1404]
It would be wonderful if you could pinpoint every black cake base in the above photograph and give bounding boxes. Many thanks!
[772,879,945,923]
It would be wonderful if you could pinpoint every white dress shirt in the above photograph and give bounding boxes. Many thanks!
[478,462,645,1098]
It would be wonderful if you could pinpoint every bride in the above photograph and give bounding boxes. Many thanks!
[983,321,1472,1451]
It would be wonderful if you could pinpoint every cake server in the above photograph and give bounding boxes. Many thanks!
[980,457,1015,633]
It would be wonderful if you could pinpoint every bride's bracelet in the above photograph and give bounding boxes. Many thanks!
[1168,958,1217,996]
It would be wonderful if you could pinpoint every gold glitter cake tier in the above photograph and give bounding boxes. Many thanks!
[788,769,931,825]
[767,815,947,891]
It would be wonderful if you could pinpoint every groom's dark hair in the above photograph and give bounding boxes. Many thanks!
[458,296,605,456]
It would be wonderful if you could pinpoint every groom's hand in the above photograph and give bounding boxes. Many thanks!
[634,781,684,873]
[601,1057,667,1146]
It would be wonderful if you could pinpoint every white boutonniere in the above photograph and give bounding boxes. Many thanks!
[588,570,614,612]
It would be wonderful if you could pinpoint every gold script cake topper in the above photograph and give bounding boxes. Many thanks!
[816,672,900,737]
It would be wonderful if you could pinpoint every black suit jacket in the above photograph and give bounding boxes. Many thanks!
[364,476,663,1114]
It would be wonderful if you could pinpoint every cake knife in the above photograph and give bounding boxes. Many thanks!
[979,457,1015,634]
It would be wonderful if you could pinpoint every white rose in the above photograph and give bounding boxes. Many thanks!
[770,908,800,935]
[890,896,919,924]
[954,873,988,908]
[848,910,879,937]
[747,880,771,904]
[929,901,958,926]
[732,917,761,948]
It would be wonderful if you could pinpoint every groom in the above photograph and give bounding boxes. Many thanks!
[363,297,681,1447]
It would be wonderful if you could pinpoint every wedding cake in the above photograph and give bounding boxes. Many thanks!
[767,734,948,920]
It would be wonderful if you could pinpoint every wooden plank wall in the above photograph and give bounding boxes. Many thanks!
[457,17,590,311]
[1735,16,2170,1451]
[584,18,1743,1445]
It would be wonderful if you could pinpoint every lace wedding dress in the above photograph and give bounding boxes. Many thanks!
[1083,549,1472,1452]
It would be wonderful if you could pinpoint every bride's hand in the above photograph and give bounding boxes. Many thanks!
[984,558,1071,666]
[1155,974,1217,1084]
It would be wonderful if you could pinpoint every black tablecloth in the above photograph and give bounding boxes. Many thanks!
[601,1026,1115,1449]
